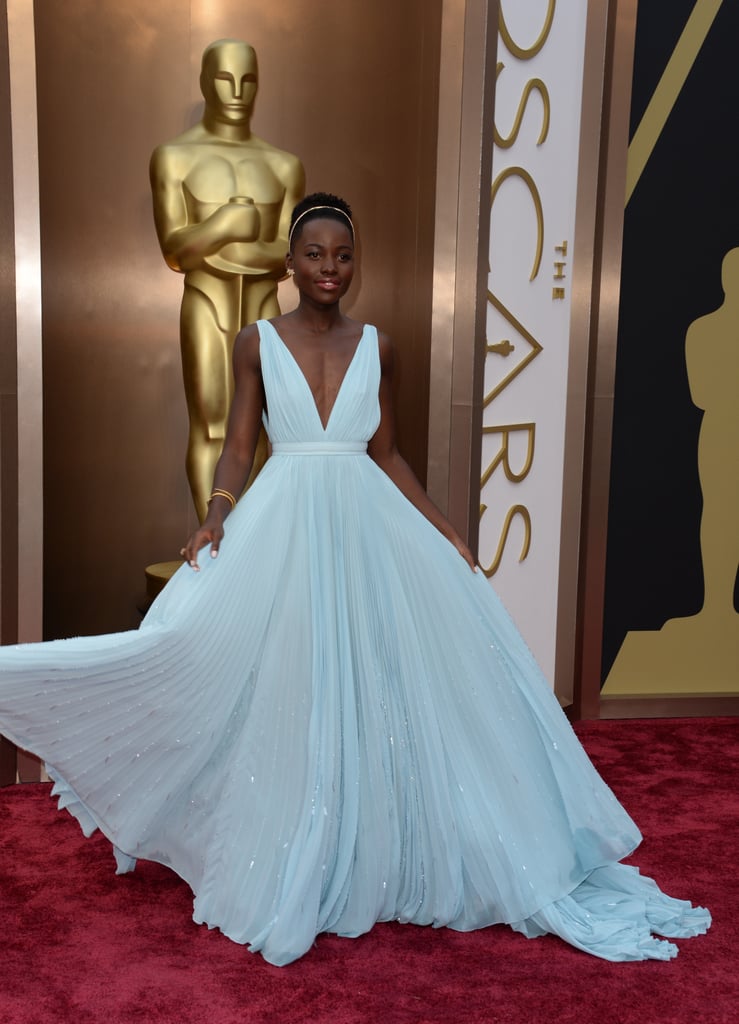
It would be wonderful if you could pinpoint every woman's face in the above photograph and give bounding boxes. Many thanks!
[288,218,355,306]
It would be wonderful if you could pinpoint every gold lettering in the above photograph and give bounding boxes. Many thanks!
[499,0,556,60]
[484,291,543,407]
[479,504,532,577]
[487,339,514,356]
[480,423,535,489]
[494,63,550,148]
[490,166,544,281]
[484,1,558,581]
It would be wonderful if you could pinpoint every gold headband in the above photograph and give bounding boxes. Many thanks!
[288,206,355,249]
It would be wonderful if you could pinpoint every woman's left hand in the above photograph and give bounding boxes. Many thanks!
[450,534,478,572]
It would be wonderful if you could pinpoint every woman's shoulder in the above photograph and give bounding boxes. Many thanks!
[373,325,391,345]
[368,326,393,372]
[353,320,390,344]
[233,322,262,372]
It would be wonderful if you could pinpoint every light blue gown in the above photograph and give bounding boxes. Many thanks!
[0,320,710,965]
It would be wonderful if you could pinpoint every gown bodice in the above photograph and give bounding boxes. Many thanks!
[259,319,381,446]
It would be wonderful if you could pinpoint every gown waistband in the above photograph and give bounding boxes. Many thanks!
[270,441,368,455]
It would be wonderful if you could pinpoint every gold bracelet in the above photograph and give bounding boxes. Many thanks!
[208,488,236,509]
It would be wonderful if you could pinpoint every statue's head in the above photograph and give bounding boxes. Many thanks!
[721,247,739,295]
[200,39,258,126]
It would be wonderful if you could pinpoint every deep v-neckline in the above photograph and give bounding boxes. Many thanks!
[270,321,366,433]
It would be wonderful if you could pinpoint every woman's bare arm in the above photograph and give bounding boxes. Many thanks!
[367,333,477,571]
[181,324,265,568]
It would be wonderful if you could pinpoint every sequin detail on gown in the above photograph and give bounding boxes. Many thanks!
[0,319,710,965]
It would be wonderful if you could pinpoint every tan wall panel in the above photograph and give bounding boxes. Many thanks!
[428,0,496,549]
[36,0,442,638]
[0,1,18,649]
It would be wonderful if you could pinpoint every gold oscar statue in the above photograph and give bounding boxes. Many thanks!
[150,39,305,523]
[603,248,739,697]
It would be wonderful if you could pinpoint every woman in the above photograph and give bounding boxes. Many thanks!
[0,193,709,966]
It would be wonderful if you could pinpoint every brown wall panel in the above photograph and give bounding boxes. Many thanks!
[35,0,442,638]
[1,1,18,779]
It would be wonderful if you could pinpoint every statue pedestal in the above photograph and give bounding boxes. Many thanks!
[143,560,182,609]
[602,612,739,698]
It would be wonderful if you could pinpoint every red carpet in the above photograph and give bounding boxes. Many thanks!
[0,717,737,1024]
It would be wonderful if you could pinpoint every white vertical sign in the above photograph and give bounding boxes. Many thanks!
[479,0,588,683]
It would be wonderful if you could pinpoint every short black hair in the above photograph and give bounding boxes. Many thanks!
[288,192,354,250]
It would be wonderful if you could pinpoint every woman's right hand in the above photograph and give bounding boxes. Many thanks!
[180,518,225,571]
